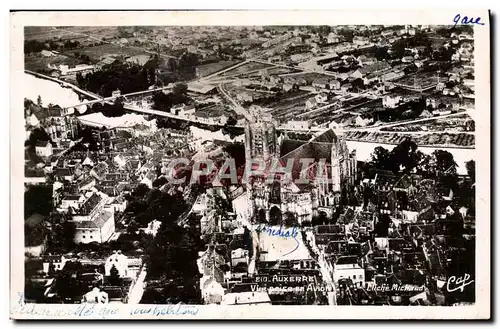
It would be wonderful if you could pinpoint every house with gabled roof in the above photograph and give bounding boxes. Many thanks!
[90,162,109,181]
[35,140,53,157]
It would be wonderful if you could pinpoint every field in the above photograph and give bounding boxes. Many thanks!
[258,91,313,121]
[62,44,150,62]
[194,104,233,118]
[225,85,276,99]
[394,72,439,90]
[382,114,474,132]
[24,53,84,72]
[267,66,300,75]
[196,60,244,78]
[344,131,475,147]
[25,26,119,42]
[279,72,334,84]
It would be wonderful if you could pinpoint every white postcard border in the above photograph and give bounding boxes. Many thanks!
[10,10,491,320]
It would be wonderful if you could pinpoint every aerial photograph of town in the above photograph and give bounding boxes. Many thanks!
[22,24,476,307]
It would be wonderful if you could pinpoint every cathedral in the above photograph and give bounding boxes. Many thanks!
[244,106,357,226]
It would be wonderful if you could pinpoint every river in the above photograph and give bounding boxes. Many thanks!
[24,72,81,108]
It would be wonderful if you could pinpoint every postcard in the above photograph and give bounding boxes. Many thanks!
[10,9,490,319]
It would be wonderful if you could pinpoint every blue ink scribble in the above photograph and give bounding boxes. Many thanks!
[453,14,485,26]
[130,303,199,316]
[255,224,300,257]
[281,234,300,257]
[17,292,25,307]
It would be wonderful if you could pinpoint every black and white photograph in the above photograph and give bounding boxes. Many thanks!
[10,10,491,320]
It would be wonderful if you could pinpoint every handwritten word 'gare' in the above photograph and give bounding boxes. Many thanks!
[446,273,474,293]
[453,14,485,26]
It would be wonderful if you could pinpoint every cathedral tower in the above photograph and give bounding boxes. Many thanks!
[244,106,278,162]
[244,106,279,223]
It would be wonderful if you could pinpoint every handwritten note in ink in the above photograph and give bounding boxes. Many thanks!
[453,14,485,26]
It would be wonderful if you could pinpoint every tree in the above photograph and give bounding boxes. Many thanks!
[27,127,51,148]
[431,150,457,176]
[370,146,391,170]
[127,220,139,235]
[173,82,188,95]
[178,52,199,69]
[391,40,407,59]
[153,176,168,188]
[49,220,76,252]
[338,28,354,42]
[225,116,237,126]
[351,78,365,92]
[109,264,121,286]
[388,139,419,174]
[37,95,42,107]
[415,151,432,174]
[132,183,151,199]
[25,184,53,218]
[374,47,389,61]
[103,98,126,118]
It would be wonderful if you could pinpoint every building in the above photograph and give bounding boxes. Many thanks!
[82,287,109,304]
[42,255,69,274]
[333,255,365,286]
[353,36,370,46]
[290,53,313,63]
[351,61,392,80]
[105,250,129,277]
[143,219,162,236]
[59,64,95,76]
[281,120,310,131]
[35,140,53,157]
[221,292,272,305]
[67,192,116,244]
[327,32,340,44]
[90,162,109,180]
[187,82,217,95]
[357,55,377,66]
[111,89,121,98]
[41,50,56,57]
[383,95,403,108]
[244,106,278,163]
[244,107,357,224]
[72,209,115,244]
[381,70,405,82]
[197,246,227,304]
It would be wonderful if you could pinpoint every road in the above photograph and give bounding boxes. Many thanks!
[127,266,147,304]
[304,230,337,305]
[199,60,250,81]
[296,102,342,119]
[217,83,253,121]
[252,58,338,77]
